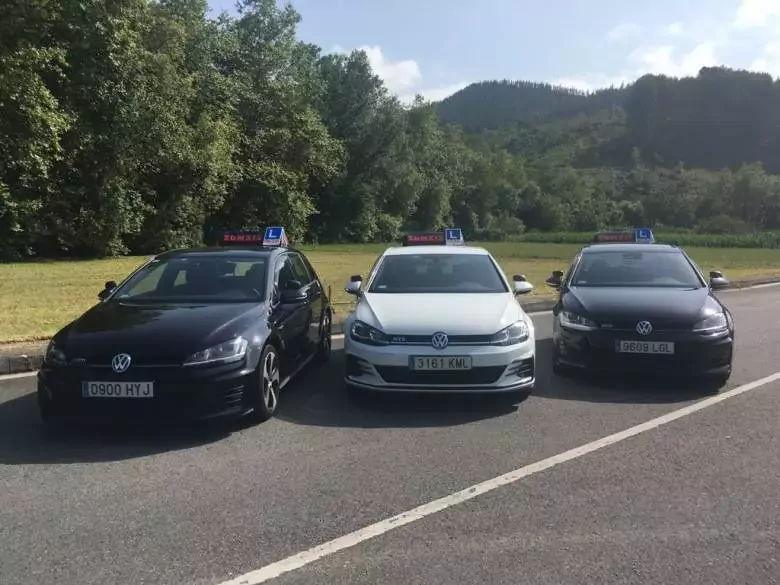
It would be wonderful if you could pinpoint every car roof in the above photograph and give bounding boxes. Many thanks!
[383,245,490,256]
[581,243,680,254]
[154,246,296,260]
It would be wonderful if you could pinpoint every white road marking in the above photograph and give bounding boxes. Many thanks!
[216,371,780,585]
[0,370,38,382]
[724,281,780,291]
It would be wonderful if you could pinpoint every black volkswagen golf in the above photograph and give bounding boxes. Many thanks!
[37,227,333,426]
[546,232,735,386]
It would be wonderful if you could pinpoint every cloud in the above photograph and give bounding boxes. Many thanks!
[629,41,718,77]
[663,22,684,37]
[552,75,630,92]
[329,44,467,103]
[749,40,780,77]
[354,45,422,93]
[733,0,780,29]
[607,22,642,42]
[400,81,471,104]
[555,42,718,91]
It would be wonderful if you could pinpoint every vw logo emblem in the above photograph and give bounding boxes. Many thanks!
[111,353,132,373]
[431,332,449,350]
[636,321,653,336]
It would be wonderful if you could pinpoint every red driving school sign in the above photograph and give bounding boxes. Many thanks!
[594,231,634,242]
[222,232,263,243]
[404,232,445,245]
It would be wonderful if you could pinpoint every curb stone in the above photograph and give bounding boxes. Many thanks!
[1,276,777,376]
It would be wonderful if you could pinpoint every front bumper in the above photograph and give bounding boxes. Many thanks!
[344,337,535,394]
[37,359,257,423]
[554,324,733,377]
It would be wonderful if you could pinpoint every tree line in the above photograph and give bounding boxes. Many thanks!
[2,0,780,260]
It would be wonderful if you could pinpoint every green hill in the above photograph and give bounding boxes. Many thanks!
[436,68,780,174]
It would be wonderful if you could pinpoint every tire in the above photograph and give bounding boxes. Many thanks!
[552,347,568,377]
[701,372,730,393]
[247,344,281,423]
[37,388,67,433]
[315,311,332,365]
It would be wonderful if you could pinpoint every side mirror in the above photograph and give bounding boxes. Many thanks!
[345,275,362,296]
[98,280,117,301]
[512,275,534,295]
[709,270,729,291]
[545,270,564,289]
[280,284,307,303]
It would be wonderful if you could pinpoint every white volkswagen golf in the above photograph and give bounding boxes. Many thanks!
[343,229,536,401]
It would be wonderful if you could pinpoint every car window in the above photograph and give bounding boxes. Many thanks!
[570,251,702,288]
[368,253,508,294]
[123,260,167,296]
[299,254,319,284]
[115,256,268,302]
[288,253,313,284]
[275,255,298,289]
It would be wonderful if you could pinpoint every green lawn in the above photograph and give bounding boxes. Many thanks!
[2,242,780,343]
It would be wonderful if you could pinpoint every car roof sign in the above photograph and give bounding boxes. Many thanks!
[634,227,655,243]
[221,229,265,245]
[444,228,465,246]
[403,228,466,247]
[402,232,445,246]
[592,231,634,243]
[262,226,288,247]
[592,228,655,244]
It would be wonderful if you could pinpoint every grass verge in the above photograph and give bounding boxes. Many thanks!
[2,242,780,343]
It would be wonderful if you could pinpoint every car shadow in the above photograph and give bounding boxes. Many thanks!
[275,349,520,429]
[0,390,231,465]
[533,338,724,404]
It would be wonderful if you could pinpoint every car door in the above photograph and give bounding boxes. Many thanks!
[288,252,322,355]
[270,253,310,365]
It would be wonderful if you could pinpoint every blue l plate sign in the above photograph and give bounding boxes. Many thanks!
[634,227,654,243]
[264,227,282,240]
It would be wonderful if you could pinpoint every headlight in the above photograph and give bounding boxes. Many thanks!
[693,313,728,334]
[491,320,530,346]
[44,340,67,365]
[560,311,598,331]
[350,320,390,346]
[183,337,248,366]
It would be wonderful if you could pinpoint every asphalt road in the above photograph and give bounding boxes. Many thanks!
[1,286,779,585]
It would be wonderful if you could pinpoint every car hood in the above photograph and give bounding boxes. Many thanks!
[565,286,721,326]
[355,293,525,335]
[57,300,268,364]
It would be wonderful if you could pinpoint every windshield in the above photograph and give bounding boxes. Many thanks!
[114,255,268,302]
[368,253,508,294]
[570,250,703,288]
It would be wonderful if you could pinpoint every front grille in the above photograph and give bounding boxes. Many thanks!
[600,319,691,333]
[386,334,493,346]
[587,343,731,371]
[44,368,248,419]
[374,365,506,385]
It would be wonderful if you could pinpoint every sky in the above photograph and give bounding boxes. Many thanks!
[207,0,780,102]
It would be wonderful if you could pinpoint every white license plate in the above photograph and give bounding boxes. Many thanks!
[410,356,472,371]
[616,340,675,355]
[82,381,154,398]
